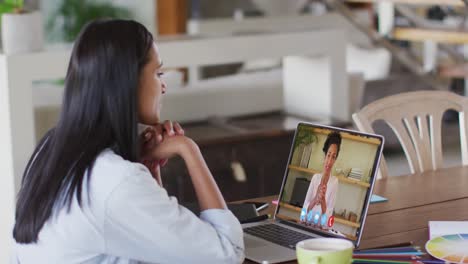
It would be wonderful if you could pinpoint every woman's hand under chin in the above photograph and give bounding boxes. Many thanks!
[140,120,185,184]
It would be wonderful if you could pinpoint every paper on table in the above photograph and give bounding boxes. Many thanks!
[370,194,388,204]
[429,221,468,239]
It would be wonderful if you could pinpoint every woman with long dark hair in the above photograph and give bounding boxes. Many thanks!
[12,20,244,263]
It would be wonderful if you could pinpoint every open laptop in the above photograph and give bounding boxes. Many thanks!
[243,122,384,263]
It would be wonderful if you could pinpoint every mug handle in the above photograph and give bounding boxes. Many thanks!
[308,256,320,264]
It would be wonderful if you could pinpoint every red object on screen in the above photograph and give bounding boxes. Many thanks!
[328,216,335,227]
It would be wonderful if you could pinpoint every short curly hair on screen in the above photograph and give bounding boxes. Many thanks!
[322,132,342,158]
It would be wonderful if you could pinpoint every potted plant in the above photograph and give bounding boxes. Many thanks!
[46,0,132,43]
[291,129,318,167]
[1,0,44,54]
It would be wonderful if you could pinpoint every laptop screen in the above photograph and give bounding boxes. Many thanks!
[275,123,383,244]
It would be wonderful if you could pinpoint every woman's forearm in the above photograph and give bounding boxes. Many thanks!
[181,140,226,211]
[321,200,327,215]
[307,197,317,211]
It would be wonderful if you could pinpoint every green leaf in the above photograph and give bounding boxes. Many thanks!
[2,0,23,9]
[0,3,16,12]
[46,0,133,42]
[294,129,318,149]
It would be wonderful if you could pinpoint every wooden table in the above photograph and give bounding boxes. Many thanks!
[242,166,468,263]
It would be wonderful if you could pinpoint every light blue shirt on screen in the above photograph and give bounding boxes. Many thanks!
[12,149,245,264]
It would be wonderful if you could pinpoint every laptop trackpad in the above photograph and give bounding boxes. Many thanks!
[245,236,269,248]
[244,236,296,263]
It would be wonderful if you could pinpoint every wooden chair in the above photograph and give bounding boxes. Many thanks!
[352,91,468,179]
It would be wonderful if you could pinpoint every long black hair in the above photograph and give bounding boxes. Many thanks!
[13,19,154,243]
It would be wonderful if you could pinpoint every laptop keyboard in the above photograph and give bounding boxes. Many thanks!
[244,223,314,249]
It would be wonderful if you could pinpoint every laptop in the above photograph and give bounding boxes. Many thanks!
[243,122,384,263]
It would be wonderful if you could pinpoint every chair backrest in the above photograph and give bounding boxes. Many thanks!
[352,91,468,179]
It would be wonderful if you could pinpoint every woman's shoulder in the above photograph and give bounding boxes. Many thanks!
[312,173,322,180]
[329,175,340,185]
[89,149,153,194]
[93,149,143,175]
[310,173,322,185]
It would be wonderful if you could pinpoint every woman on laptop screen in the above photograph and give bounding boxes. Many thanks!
[300,132,341,229]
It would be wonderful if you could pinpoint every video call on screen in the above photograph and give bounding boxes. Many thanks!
[277,124,381,241]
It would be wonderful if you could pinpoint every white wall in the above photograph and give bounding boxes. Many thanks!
[0,55,17,264]
[113,0,156,36]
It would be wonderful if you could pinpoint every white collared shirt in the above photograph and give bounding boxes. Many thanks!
[302,173,339,217]
[12,149,245,264]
